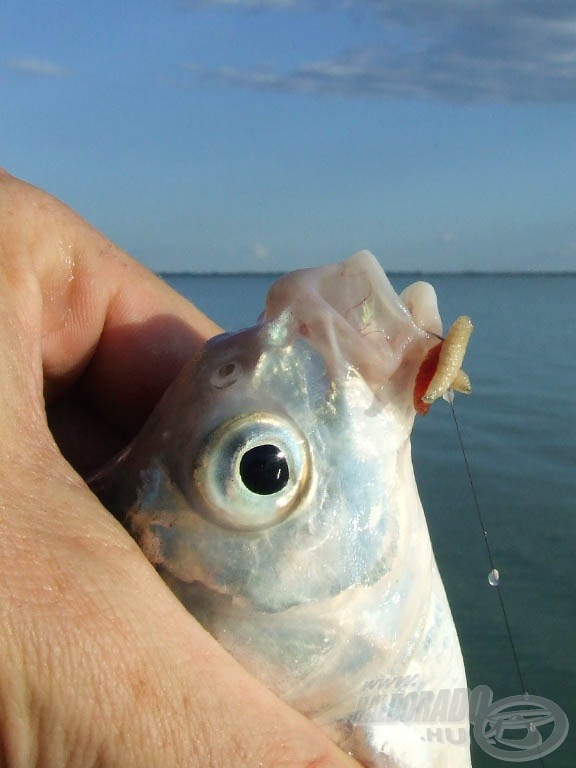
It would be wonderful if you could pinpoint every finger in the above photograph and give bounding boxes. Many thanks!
[0,169,221,431]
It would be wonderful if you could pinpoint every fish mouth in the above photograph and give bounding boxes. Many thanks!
[264,250,442,405]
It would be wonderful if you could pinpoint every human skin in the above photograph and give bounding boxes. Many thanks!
[0,170,361,768]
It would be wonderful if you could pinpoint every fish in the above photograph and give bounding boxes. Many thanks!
[91,250,472,768]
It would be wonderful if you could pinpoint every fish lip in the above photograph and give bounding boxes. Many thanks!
[399,279,442,339]
[263,250,442,398]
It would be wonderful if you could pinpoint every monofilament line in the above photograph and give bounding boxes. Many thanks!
[448,398,526,690]
[448,398,547,767]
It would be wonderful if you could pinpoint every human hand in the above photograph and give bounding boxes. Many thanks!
[0,170,361,767]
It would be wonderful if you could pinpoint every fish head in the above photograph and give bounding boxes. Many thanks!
[98,251,443,617]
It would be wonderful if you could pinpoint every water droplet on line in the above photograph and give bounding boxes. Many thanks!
[488,568,500,587]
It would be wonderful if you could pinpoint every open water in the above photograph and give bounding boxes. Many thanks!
[166,270,575,767]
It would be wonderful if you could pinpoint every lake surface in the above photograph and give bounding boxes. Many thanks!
[166,270,575,767]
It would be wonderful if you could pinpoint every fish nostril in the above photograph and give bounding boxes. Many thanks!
[239,444,290,496]
[210,360,241,389]
[219,362,236,377]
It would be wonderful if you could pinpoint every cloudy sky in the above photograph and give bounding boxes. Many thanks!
[2,0,576,272]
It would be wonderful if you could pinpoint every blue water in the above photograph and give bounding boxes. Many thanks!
[166,271,575,767]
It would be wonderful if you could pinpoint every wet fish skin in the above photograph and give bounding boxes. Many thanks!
[92,251,471,768]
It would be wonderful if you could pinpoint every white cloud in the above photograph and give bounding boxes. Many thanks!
[3,57,68,78]
[438,231,458,247]
[252,242,273,261]
[188,0,576,102]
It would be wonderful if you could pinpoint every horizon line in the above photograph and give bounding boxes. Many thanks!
[160,269,576,278]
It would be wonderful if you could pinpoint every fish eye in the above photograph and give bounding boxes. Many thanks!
[193,413,310,531]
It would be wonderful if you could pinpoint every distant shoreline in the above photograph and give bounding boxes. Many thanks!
[160,270,576,279]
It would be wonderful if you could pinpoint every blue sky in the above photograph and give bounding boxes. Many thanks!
[2,0,576,272]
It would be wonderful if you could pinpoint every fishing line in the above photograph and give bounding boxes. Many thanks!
[448,397,547,767]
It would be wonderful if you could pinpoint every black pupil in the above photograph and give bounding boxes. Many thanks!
[239,444,289,495]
